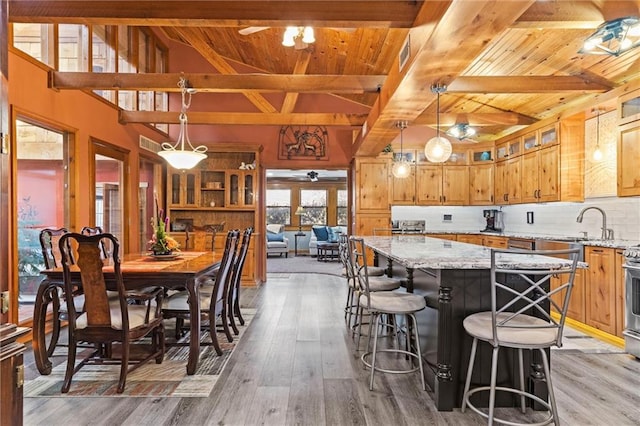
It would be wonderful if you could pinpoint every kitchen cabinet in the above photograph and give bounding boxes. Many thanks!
[428,233,457,241]
[390,165,416,205]
[551,268,585,323]
[355,157,391,213]
[482,235,508,248]
[617,120,640,196]
[615,249,626,338]
[416,164,469,205]
[618,88,640,125]
[521,124,560,203]
[168,169,200,208]
[1,325,29,426]
[585,246,617,335]
[226,170,256,208]
[456,234,484,245]
[469,163,494,205]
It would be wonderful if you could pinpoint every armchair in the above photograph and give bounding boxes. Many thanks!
[266,224,289,257]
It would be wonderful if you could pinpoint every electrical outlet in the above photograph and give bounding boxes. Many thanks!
[1,291,9,314]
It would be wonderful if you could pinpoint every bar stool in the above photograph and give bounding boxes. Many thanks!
[350,237,426,391]
[461,248,580,426]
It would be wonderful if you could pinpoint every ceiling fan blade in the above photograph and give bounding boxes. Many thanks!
[238,26,270,36]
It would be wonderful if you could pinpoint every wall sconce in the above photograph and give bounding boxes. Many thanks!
[424,84,452,163]
[580,16,640,56]
[283,26,315,49]
[392,121,411,179]
[446,123,476,141]
[158,77,208,169]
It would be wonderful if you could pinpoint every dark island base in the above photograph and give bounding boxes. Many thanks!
[381,257,550,412]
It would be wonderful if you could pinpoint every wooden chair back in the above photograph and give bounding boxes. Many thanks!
[208,230,240,317]
[185,226,217,251]
[80,226,109,259]
[39,227,73,269]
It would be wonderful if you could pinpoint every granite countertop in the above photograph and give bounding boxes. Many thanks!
[423,231,640,250]
[363,235,585,270]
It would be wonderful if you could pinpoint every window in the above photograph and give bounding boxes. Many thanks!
[337,189,348,226]
[266,189,291,225]
[301,189,327,225]
[92,25,116,102]
[58,24,89,71]
[139,157,162,252]
[12,23,54,66]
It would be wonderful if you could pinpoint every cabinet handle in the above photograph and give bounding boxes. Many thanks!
[591,249,604,253]
[490,195,493,202]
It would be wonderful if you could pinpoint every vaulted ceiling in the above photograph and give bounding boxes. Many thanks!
[9,0,640,156]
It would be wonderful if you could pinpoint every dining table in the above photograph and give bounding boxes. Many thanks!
[33,250,220,376]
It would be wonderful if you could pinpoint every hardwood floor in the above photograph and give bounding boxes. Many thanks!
[22,273,640,425]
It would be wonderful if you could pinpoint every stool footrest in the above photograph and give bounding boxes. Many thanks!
[463,386,554,426]
[361,349,421,375]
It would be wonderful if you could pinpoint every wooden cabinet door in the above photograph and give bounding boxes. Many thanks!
[615,249,626,338]
[469,163,494,205]
[168,169,200,207]
[585,247,616,335]
[552,268,585,323]
[494,161,508,205]
[416,165,442,205]
[617,120,640,197]
[442,166,469,205]
[390,166,416,205]
[506,156,522,204]
[457,234,484,245]
[483,235,508,248]
[537,145,559,202]
[521,151,539,203]
[356,159,390,212]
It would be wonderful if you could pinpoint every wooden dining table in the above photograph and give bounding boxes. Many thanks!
[33,251,220,376]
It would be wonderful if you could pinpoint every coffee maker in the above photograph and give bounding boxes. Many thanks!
[482,209,504,232]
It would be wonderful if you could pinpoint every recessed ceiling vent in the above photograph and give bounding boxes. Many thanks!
[399,35,411,72]
[139,135,161,154]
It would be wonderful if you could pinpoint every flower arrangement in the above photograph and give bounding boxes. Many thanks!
[149,200,180,255]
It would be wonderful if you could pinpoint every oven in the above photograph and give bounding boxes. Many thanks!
[623,257,640,359]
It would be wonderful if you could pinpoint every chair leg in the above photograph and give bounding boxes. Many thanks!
[155,324,165,364]
[461,337,478,412]
[540,348,559,425]
[228,294,239,335]
[234,293,245,326]
[518,348,526,414]
[488,345,500,425]
[208,318,223,356]
[117,337,130,393]
[61,336,77,393]
[409,313,426,391]
[369,312,380,390]
[221,304,234,343]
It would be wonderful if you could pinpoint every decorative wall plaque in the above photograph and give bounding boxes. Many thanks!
[278,125,328,160]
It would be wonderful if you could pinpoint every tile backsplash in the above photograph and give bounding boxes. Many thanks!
[392,196,640,240]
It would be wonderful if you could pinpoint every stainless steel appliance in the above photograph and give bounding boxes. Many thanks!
[508,238,534,251]
[393,220,426,234]
[482,209,504,232]
[534,239,584,262]
[623,246,640,359]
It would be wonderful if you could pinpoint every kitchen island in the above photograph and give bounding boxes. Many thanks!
[362,235,581,411]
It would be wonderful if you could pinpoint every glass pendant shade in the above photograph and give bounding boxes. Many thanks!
[424,136,453,163]
[392,160,411,178]
[592,146,603,161]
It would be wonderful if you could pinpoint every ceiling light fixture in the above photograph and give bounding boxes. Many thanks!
[580,16,640,56]
[392,121,411,179]
[446,123,476,141]
[592,108,603,161]
[424,84,452,163]
[158,76,207,170]
[307,171,319,182]
[283,26,315,49]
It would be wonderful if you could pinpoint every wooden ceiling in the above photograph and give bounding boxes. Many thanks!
[9,1,640,156]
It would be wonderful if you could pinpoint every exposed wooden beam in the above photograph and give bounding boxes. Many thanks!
[515,1,640,29]
[413,112,537,127]
[281,50,312,113]
[448,76,612,93]
[355,0,537,156]
[49,71,385,94]
[120,111,367,126]
[8,0,421,27]
[174,27,277,113]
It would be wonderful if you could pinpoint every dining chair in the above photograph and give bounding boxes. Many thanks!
[461,247,580,425]
[350,236,426,391]
[185,225,217,251]
[58,232,165,393]
[38,227,83,357]
[80,226,109,259]
[163,230,240,355]
[226,227,253,334]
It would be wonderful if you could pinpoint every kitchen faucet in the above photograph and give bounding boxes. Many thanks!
[576,206,612,240]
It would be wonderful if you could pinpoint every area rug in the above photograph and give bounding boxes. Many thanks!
[24,309,255,398]
[267,254,342,275]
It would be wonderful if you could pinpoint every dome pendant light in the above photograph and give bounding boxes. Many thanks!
[392,121,411,179]
[592,108,603,161]
[424,84,452,163]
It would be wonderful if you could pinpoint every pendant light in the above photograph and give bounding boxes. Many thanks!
[424,84,452,163]
[592,108,603,161]
[158,76,208,170]
[392,121,411,179]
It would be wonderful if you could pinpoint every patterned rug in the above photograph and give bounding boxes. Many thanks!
[24,309,255,398]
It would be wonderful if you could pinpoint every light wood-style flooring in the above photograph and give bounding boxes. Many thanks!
[22,272,640,425]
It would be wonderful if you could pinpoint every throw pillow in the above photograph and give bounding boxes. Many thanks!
[312,225,329,241]
[267,232,284,242]
[328,227,340,243]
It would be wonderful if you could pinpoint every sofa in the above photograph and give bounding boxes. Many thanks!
[309,225,347,256]
[266,224,289,257]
